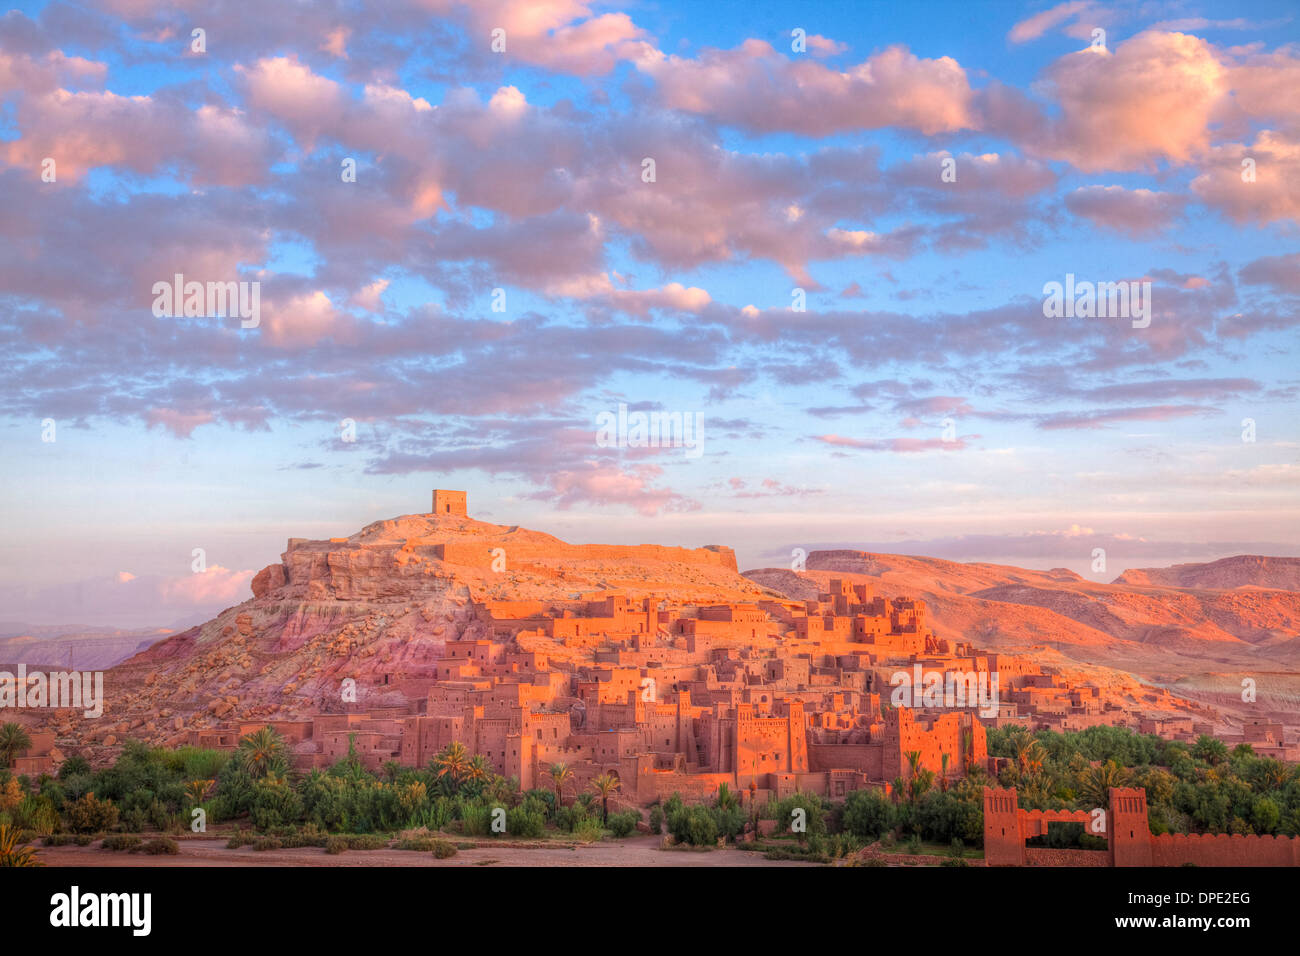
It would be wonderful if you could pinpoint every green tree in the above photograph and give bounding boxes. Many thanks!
[0,723,32,769]
[236,726,288,780]
[591,773,620,824]
[550,762,574,806]
[1192,735,1228,767]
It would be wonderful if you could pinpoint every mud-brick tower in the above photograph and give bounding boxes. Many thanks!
[1109,787,1154,866]
[432,489,467,515]
[983,787,1024,865]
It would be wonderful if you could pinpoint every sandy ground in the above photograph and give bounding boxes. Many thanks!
[33,835,815,867]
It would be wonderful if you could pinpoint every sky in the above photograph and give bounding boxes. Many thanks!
[0,0,1297,628]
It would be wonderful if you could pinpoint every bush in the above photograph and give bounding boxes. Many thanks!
[431,839,458,859]
[555,805,592,833]
[461,803,498,837]
[572,818,604,843]
[843,788,895,840]
[667,804,717,846]
[325,833,389,853]
[249,781,303,831]
[648,805,664,834]
[607,810,639,838]
[397,835,437,851]
[101,834,142,851]
[63,793,120,834]
[252,836,283,851]
[506,806,545,838]
[45,833,95,846]
[131,837,179,855]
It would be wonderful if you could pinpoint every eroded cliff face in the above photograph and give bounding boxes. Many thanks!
[58,513,766,752]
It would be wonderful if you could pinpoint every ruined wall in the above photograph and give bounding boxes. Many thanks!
[1024,848,1111,867]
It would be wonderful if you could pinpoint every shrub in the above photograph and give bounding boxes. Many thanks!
[667,804,717,846]
[101,834,142,852]
[648,805,664,834]
[506,806,545,838]
[555,805,591,833]
[461,803,498,837]
[607,810,639,838]
[325,835,348,855]
[397,835,437,851]
[131,837,179,855]
[431,839,458,859]
[572,818,604,843]
[249,781,303,831]
[325,833,389,853]
[44,833,94,847]
[63,793,119,834]
[252,836,283,851]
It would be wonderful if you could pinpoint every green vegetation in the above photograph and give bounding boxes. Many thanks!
[3,722,1291,863]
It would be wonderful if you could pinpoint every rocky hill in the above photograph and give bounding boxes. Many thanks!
[53,512,764,750]
[1113,555,1300,591]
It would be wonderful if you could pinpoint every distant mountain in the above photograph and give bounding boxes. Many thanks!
[0,626,176,670]
[1113,555,1300,591]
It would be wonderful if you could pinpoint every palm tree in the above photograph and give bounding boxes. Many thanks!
[961,730,974,774]
[0,824,42,867]
[940,753,950,791]
[904,750,926,803]
[185,779,214,806]
[591,773,620,824]
[1022,741,1048,777]
[1193,735,1229,767]
[464,754,491,785]
[236,726,287,780]
[1078,760,1132,810]
[431,742,470,792]
[715,782,739,811]
[0,723,31,769]
[550,762,574,806]
[1007,729,1033,770]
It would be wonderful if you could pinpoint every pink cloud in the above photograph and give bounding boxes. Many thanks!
[1065,185,1185,235]
[145,408,217,438]
[814,434,972,452]
[527,461,699,516]
[639,40,976,136]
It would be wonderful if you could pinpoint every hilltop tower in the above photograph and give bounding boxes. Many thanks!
[432,489,467,516]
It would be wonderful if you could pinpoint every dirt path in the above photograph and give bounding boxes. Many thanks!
[34,835,814,867]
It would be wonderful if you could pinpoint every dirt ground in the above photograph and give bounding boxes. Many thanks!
[33,835,815,867]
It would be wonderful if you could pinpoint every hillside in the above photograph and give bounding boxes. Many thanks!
[1113,555,1300,591]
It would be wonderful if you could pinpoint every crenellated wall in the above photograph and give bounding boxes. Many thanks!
[984,785,1300,867]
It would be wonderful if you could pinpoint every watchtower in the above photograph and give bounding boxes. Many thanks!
[1109,787,1154,866]
[432,489,467,516]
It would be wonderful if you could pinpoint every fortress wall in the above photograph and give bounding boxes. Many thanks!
[808,743,881,777]
[432,541,737,571]
[1151,833,1300,867]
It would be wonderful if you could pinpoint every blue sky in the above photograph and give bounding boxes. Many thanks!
[0,0,1297,626]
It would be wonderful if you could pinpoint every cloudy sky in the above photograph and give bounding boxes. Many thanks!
[1,0,1297,627]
